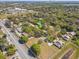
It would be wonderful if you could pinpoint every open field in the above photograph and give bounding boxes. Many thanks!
[39,42,59,59]
[26,38,60,59]
[26,37,79,59]
[21,36,79,59]
[52,43,79,59]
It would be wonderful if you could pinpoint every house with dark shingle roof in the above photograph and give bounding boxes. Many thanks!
[62,34,70,41]
[53,40,64,49]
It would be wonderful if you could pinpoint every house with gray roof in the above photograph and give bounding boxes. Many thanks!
[62,34,70,41]
[53,40,64,49]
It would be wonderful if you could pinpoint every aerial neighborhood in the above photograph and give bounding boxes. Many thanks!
[0,1,78,59]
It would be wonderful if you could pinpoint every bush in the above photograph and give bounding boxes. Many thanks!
[75,40,79,46]
[0,51,6,59]
[38,40,43,44]
[47,36,55,42]
[7,45,16,56]
[20,35,28,43]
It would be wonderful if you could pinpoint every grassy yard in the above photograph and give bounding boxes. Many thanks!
[26,37,79,59]
[26,37,39,47]
[73,47,79,59]
[0,30,4,35]
[39,42,59,59]
[0,30,4,37]
[70,50,77,59]
[27,38,59,59]
[0,14,9,19]
[67,45,79,59]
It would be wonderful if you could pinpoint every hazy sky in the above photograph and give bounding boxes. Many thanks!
[0,0,79,1]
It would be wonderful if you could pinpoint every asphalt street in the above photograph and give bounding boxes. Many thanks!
[0,20,36,59]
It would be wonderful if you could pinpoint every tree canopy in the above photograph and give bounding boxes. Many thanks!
[0,51,6,59]
[20,35,28,43]
[31,44,40,56]
[7,45,16,56]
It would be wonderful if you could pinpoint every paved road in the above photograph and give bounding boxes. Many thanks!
[0,20,36,59]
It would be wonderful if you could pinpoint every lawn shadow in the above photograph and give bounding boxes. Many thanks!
[28,48,36,58]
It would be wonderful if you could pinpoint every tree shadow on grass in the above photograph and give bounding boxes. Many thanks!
[28,48,36,58]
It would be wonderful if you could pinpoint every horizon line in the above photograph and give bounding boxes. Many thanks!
[0,0,79,2]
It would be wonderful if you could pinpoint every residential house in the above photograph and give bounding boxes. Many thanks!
[62,34,70,41]
[67,31,76,37]
[7,7,27,14]
[53,40,64,49]
[48,43,53,46]
[15,27,22,37]
[68,32,76,36]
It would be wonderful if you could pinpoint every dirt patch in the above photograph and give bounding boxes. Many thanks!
[26,37,39,47]
[39,42,58,59]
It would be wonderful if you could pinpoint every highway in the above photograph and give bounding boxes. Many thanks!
[0,20,36,59]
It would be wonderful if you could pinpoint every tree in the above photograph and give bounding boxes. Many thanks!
[34,18,45,29]
[55,25,61,32]
[76,31,79,36]
[5,20,11,28]
[0,51,6,59]
[0,26,2,29]
[22,26,32,34]
[47,36,55,42]
[38,40,43,44]
[2,34,7,38]
[61,29,67,34]
[31,44,40,56]
[7,45,16,56]
[72,36,77,41]
[66,25,75,32]
[75,40,79,46]
[20,35,28,43]
[0,38,8,51]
